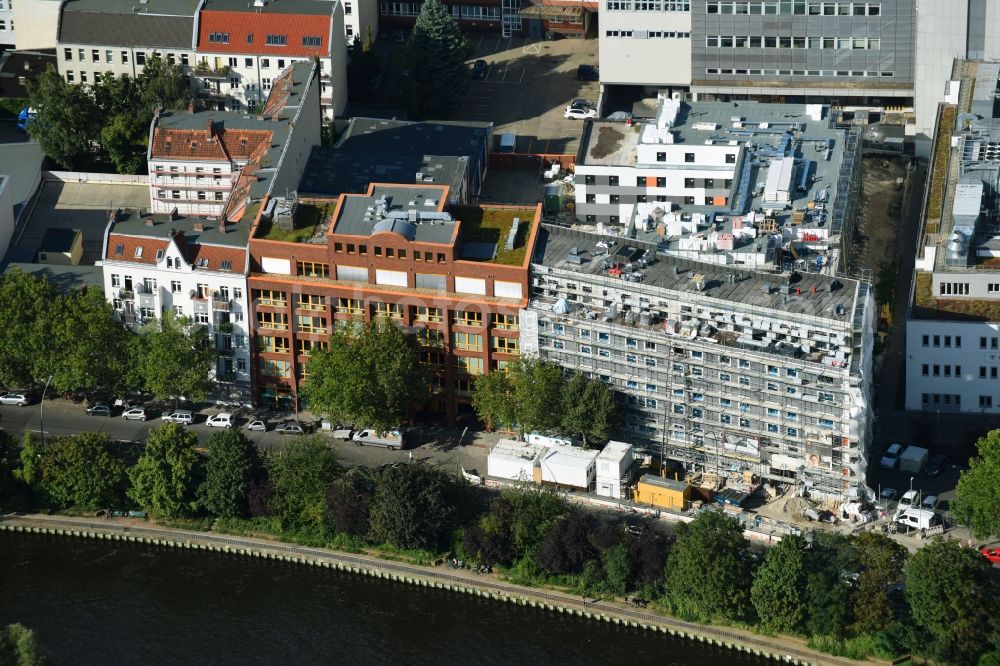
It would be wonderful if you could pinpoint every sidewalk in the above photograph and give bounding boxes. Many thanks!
[1,512,880,666]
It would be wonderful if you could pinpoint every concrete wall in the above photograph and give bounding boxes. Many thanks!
[327,1,350,118]
[270,64,323,198]
[12,0,61,50]
[913,1,968,145]
[905,318,1000,413]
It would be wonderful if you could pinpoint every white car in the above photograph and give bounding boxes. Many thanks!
[0,392,29,406]
[880,443,904,469]
[206,413,234,429]
[161,410,194,425]
[246,420,267,432]
[897,489,918,511]
[564,106,598,120]
[122,407,147,421]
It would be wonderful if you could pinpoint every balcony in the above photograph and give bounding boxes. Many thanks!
[194,63,231,79]
[212,296,231,312]
[118,288,134,300]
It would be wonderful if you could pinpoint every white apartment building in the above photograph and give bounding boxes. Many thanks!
[527,223,876,502]
[574,96,861,273]
[906,61,1000,413]
[599,0,691,88]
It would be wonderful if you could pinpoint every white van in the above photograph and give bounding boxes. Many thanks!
[895,508,942,532]
[352,429,405,450]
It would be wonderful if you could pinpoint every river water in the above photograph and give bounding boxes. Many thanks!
[1,531,764,665]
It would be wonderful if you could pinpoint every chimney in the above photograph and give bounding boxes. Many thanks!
[171,207,179,221]
[144,217,155,226]
[206,117,214,136]
[219,219,227,233]
[193,222,205,232]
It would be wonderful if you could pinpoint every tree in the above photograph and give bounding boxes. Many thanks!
[267,436,340,531]
[850,532,907,634]
[626,527,670,593]
[136,54,190,111]
[27,65,102,170]
[346,33,381,102]
[0,431,25,509]
[39,433,129,510]
[952,428,1000,539]
[0,268,58,388]
[665,510,755,623]
[536,510,595,574]
[368,463,472,551]
[131,312,216,405]
[559,371,619,448]
[406,0,471,116]
[0,623,47,666]
[301,318,427,432]
[472,358,562,437]
[905,539,1000,666]
[326,468,372,536]
[127,424,201,518]
[14,432,42,490]
[503,485,568,556]
[751,534,809,634]
[601,543,631,597]
[198,429,259,519]
[804,532,854,640]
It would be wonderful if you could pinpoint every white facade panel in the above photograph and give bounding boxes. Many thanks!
[599,2,691,87]
[494,280,522,299]
[337,265,368,282]
[455,276,486,295]
[375,268,408,287]
[261,257,291,274]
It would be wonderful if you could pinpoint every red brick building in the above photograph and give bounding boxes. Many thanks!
[247,182,540,421]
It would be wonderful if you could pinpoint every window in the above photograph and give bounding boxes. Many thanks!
[684,152,695,163]
[451,332,482,351]
[64,48,72,61]
[491,313,518,330]
[255,289,287,307]
[296,315,327,334]
[208,32,230,44]
[453,311,483,327]
[492,336,519,353]
[373,302,404,320]
[257,335,289,353]
[262,58,270,69]
[302,36,322,47]
[256,311,288,330]
[171,280,182,293]
[725,153,736,164]
[455,356,484,375]
[66,71,74,83]
[297,294,325,311]
[818,418,834,429]
[296,261,330,278]
[265,34,288,46]
[414,306,443,322]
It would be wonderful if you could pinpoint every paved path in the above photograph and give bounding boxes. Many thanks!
[1,513,877,666]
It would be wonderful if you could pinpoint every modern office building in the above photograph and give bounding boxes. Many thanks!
[101,61,322,402]
[906,61,1000,414]
[574,95,862,273]
[526,223,875,501]
[246,182,540,415]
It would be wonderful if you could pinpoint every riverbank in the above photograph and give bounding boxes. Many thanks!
[0,513,877,666]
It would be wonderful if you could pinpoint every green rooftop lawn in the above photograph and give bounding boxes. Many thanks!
[913,271,1000,321]
[454,206,535,266]
[925,105,956,232]
[256,203,334,243]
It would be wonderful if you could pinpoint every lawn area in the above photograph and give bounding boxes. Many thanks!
[925,105,956,231]
[454,206,536,266]
[912,271,1000,321]
[256,203,334,243]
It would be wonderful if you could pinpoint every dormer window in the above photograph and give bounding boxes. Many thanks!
[134,247,143,258]
[114,244,124,256]
[156,249,165,262]
[220,260,232,270]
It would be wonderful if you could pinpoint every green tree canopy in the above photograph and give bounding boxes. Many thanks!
[0,431,26,510]
[952,428,1000,539]
[751,534,809,634]
[850,532,907,634]
[325,468,372,536]
[472,357,563,437]
[406,0,471,116]
[131,312,216,405]
[0,623,47,666]
[127,423,201,518]
[301,318,428,432]
[39,433,129,510]
[803,532,853,640]
[267,436,340,532]
[601,542,632,597]
[26,66,102,170]
[368,463,472,551]
[198,429,260,519]
[0,268,59,388]
[559,371,619,448]
[905,539,1000,665]
[665,510,755,623]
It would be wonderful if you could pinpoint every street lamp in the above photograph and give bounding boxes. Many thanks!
[909,476,914,494]
[39,374,53,447]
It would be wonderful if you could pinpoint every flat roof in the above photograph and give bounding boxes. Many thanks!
[1,262,103,291]
[490,438,546,461]
[638,474,687,492]
[202,0,334,14]
[534,224,858,322]
[597,440,633,462]
[541,445,598,467]
[332,185,455,243]
[40,228,80,253]
[0,142,45,210]
[300,117,490,197]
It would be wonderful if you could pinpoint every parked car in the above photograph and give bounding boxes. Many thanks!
[569,98,594,110]
[981,547,1000,565]
[925,454,947,477]
[894,508,942,532]
[0,392,30,406]
[332,428,355,441]
[880,442,904,469]
[276,421,305,435]
[878,487,897,510]
[352,429,405,450]
[161,410,194,425]
[605,110,634,123]
[577,64,599,81]
[122,407,147,421]
[206,413,234,429]
[921,495,939,511]
[246,420,268,432]
[897,490,918,511]
[471,59,487,79]
[565,106,598,120]
[86,403,113,417]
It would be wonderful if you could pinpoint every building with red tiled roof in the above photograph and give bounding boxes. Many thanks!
[194,0,348,118]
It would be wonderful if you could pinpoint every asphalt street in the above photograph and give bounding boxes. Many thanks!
[0,400,492,473]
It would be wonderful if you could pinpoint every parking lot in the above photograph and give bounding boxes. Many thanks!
[455,36,600,156]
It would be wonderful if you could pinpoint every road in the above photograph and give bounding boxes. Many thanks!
[0,400,492,473]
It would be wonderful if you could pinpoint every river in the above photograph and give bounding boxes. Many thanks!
[1,531,765,665]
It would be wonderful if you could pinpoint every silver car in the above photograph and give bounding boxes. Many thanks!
[0,392,29,406]
[122,407,147,421]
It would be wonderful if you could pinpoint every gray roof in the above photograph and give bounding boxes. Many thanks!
[59,0,199,48]
[203,0,335,14]
[40,228,81,253]
[1,263,103,292]
[112,211,251,247]
[534,224,858,323]
[0,141,44,210]
[333,185,457,244]
[300,117,491,198]
[639,474,688,492]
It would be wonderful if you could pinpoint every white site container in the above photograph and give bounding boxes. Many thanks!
[539,445,598,490]
[487,439,545,482]
[595,440,634,499]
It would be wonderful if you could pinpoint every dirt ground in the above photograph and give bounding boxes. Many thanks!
[849,157,908,304]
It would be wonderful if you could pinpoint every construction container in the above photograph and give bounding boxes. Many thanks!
[595,440,634,499]
[634,474,691,510]
[539,446,598,490]
[487,439,545,482]
[544,182,564,214]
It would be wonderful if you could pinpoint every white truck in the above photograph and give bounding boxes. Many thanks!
[352,429,406,450]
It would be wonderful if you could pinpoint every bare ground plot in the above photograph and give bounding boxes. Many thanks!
[849,157,908,307]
